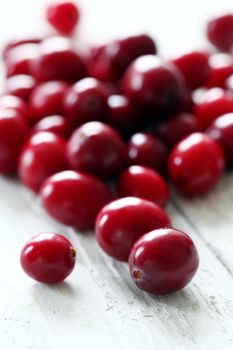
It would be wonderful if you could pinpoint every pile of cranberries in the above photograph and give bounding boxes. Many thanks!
[2,1,233,295]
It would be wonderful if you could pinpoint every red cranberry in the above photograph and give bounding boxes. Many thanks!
[32,37,86,83]
[206,113,233,166]
[19,132,68,193]
[63,78,109,127]
[206,54,233,88]
[127,133,168,173]
[67,122,126,178]
[3,37,41,61]
[4,75,36,102]
[20,233,76,283]
[33,115,70,138]
[173,51,210,90]
[46,1,80,35]
[168,133,225,196]
[29,81,69,124]
[117,166,169,208]
[89,34,156,83]
[0,109,28,174]
[155,113,201,147]
[129,228,199,294]
[207,14,233,52]
[0,95,28,120]
[95,197,171,262]
[41,170,114,230]
[5,43,39,77]
[122,55,186,113]
[195,88,233,129]
[107,95,142,135]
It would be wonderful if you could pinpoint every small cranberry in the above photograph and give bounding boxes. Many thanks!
[168,133,225,196]
[195,88,233,129]
[0,95,28,120]
[32,115,70,138]
[95,197,171,261]
[63,78,109,127]
[20,233,76,283]
[41,170,114,230]
[129,228,199,294]
[19,132,69,193]
[117,166,169,208]
[32,37,86,82]
[0,109,29,174]
[127,133,168,173]
[4,75,36,102]
[172,51,210,90]
[67,122,126,178]
[46,1,80,35]
[206,54,233,88]
[207,14,233,52]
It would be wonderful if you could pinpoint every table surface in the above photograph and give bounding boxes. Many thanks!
[1,1,233,349]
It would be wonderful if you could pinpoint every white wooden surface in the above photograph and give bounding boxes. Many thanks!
[1,1,233,349]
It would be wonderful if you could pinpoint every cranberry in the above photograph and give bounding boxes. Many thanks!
[4,75,36,102]
[41,170,113,230]
[168,133,225,196]
[129,228,199,294]
[173,51,210,90]
[89,34,156,83]
[19,132,68,193]
[206,54,233,88]
[107,95,142,135]
[206,113,233,166]
[29,81,69,124]
[67,122,126,178]
[20,233,76,283]
[122,55,186,113]
[46,1,80,35]
[155,113,201,147]
[95,197,171,261]
[63,78,109,127]
[0,95,28,120]
[117,166,169,208]
[5,43,39,77]
[0,109,28,174]
[33,115,70,138]
[195,88,233,129]
[127,133,168,173]
[207,14,233,52]
[32,37,86,83]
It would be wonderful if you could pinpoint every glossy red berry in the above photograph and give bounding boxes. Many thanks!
[0,109,28,174]
[206,113,233,166]
[206,54,233,88]
[95,197,171,261]
[127,133,168,173]
[19,132,68,193]
[122,55,186,113]
[195,88,233,129]
[207,14,233,52]
[33,115,70,138]
[0,95,28,120]
[46,1,80,35]
[129,228,199,294]
[41,170,114,230]
[173,51,210,90]
[63,78,109,127]
[67,122,126,178]
[4,75,36,102]
[20,233,76,283]
[32,37,86,83]
[155,113,201,147]
[117,166,169,208]
[29,81,69,124]
[168,133,225,196]
[3,37,41,61]
[89,34,156,83]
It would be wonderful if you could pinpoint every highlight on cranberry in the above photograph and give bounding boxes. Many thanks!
[2,2,233,295]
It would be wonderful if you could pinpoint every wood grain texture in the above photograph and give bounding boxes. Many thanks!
[1,0,233,349]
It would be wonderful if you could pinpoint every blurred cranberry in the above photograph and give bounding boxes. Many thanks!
[4,75,36,102]
[63,77,109,127]
[5,44,39,77]
[206,54,233,88]
[173,51,210,90]
[0,95,28,120]
[32,37,86,82]
[32,115,70,138]
[3,36,41,61]
[207,14,233,52]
